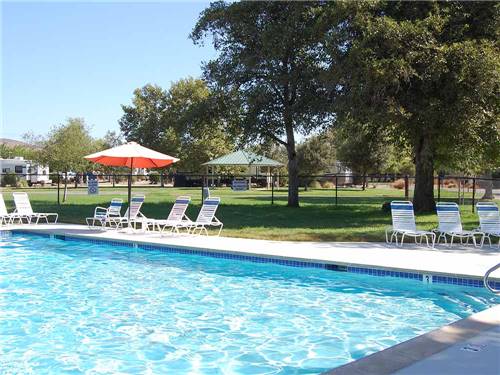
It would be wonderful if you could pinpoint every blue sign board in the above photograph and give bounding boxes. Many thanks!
[88,179,99,195]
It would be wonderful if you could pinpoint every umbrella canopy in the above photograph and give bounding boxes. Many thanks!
[84,142,179,220]
[84,141,179,168]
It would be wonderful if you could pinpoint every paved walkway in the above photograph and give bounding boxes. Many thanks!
[4,223,500,280]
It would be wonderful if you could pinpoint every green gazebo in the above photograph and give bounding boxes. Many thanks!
[202,150,283,189]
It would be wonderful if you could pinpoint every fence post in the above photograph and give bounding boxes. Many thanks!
[404,175,409,200]
[335,175,338,206]
[271,174,275,205]
[472,177,476,213]
[57,173,61,206]
[160,172,164,188]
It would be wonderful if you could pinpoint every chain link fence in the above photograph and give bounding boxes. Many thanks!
[1,171,498,212]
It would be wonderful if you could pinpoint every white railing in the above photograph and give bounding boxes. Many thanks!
[483,263,500,294]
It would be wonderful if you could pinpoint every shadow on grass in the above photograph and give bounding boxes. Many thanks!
[9,191,488,242]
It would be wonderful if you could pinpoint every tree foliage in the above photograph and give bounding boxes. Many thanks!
[0,143,38,161]
[38,118,97,173]
[191,1,334,207]
[327,1,500,211]
[164,78,234,172]
[119,79,235,173]
[297,133,336,176]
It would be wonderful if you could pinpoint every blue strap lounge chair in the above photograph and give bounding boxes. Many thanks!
[178,197,223,236]
[107,195,146,229]
[86,198,123,228]
[385,201,435,247]
[148,196,192,234]
[476,202,500,248]
[433,202,478,247]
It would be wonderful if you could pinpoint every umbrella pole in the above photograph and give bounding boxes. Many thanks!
[128,159,133,222]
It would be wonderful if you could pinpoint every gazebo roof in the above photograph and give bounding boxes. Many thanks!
[202,150,283,167]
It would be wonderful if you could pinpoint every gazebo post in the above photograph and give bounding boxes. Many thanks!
[247,166,251,190]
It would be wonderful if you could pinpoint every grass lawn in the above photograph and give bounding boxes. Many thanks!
[2,186,494,242]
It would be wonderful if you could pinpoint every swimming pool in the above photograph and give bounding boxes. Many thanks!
[0,233,498,374]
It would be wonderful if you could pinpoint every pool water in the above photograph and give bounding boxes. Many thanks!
[0,234,498,374]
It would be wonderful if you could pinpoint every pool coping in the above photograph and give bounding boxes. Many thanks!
[2,224,500,290]
[323,304,500,375]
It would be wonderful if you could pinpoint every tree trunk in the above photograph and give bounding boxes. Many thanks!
[63,171,68,202]
[481,171,494,199]
[285,120,299,207]
[287,147,300,207]
[413,136,435,212]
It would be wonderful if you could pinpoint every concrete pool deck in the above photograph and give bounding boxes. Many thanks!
[3,222,500,281]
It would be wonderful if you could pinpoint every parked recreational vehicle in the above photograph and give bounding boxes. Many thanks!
[0,157,51,185]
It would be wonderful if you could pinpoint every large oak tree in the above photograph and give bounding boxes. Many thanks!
[191,1,333,207]
[328,1,500,211]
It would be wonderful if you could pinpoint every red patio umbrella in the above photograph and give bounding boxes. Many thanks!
[84,142,179,218]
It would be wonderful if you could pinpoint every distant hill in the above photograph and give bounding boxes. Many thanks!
[0,138,31,148]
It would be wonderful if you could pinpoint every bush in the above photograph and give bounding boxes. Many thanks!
[308,180,322,189]
[392,178,405,190]
[1,173,18,187]
[113,175,125,183]
[149,171,160,184]
[49,173,60,182]
[322,181,335,189]
[18,179,29,188]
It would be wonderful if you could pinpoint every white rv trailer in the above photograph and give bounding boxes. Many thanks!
[0,157,51,185]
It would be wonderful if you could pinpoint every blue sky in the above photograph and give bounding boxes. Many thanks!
[2,1,215,140]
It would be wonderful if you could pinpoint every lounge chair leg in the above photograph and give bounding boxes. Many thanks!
[400,233,405,247]
[391,233,397,245]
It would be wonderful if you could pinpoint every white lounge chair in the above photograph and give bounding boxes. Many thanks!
[385,201,435,247]
[107,195,146,229]
[0,193,22,225]
[12,192,58,224]
[86,198,123,228]
[433,202,478,247]
[476,202,500,248]
[148,196,192,234]
[179,197,223,236]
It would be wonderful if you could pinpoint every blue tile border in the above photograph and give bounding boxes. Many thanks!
[4,229,499,290]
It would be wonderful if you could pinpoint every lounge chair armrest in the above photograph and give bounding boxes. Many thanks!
[94,207,108,215]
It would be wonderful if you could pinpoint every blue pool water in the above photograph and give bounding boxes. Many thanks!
[0,234,498,374]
